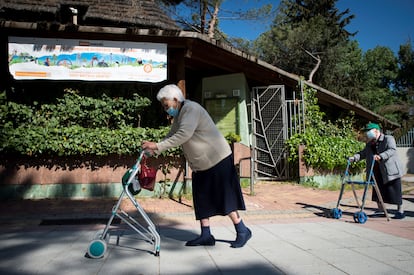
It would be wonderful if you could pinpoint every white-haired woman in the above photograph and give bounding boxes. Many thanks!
[349,122,404,219]
[142,84,251,248]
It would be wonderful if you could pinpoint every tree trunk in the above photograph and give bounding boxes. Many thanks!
[208,1,219,38]
[200,0,208,34]
[308,55,321,83]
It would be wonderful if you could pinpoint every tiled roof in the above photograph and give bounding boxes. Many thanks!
[0,0,180,30]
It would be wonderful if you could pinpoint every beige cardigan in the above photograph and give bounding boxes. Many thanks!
[156,100,231,171]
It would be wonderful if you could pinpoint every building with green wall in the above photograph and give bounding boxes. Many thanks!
[202,73,250,146]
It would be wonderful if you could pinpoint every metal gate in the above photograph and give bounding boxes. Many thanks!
[251,85,301,182]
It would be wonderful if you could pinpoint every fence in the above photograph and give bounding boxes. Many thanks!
[397,128,414,147]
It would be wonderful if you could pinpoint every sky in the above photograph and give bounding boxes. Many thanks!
[218,0,414,54]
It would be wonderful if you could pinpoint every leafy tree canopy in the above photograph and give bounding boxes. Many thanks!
[254,0,354,83]
[250,0,413,132]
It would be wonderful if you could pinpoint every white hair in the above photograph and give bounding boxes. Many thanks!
[156,84,185,102]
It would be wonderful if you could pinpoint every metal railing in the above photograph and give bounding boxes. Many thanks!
[286,98,305,137]
[396,128,414,147]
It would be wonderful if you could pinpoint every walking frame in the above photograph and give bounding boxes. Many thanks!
[87,150,161,258]
[330,156,390,223]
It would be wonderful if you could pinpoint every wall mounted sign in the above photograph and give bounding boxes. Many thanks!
[8,36,167,82]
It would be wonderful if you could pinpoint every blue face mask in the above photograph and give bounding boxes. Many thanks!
[366,129,376,140]
[166,106,179,117]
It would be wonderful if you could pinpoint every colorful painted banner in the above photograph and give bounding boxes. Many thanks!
[8,37,167,82]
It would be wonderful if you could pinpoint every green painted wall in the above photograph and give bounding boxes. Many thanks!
[300,173,366,189]
[205,98,238,135]
[0,182,190,200]
[202,73,250,146]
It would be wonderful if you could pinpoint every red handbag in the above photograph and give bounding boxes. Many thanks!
[138,156,157,191]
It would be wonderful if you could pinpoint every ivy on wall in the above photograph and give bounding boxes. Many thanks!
[0,89,181,157]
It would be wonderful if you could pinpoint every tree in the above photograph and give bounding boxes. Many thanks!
[363,46,398,89]
[381,41,414,131]
[320,40,365,102]
[253,0,355,86]
[160,0,274,40]
[356,46,398,114]
[395,41,414,95]
[251,0,406,128]
[159,0,224,38]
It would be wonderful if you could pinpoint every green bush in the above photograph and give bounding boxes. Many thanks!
[1,125,174,156]
[1,89,151,129]
[0,90,181,157]
[225,132,241,144]
[285,85,365,172]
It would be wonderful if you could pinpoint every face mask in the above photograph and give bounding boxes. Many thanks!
[166,106,179,117]
[366,129,376,140]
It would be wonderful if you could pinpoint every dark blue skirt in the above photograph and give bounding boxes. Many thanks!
[372,164,402,205]
[192,154,246,220]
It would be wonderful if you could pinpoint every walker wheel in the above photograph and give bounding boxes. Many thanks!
[354,211,368,224]
[331,208,342,219]
[88,239,107,259]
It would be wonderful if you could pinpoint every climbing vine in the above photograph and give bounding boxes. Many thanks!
[285,85,365,172]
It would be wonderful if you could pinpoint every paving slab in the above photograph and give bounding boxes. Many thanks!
[1,182,414,274]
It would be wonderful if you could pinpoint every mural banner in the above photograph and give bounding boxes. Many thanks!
[8,37,167,82]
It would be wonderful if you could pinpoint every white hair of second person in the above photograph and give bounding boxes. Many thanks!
[156,84,185,102]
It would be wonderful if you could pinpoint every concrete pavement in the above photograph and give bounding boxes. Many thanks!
[0,182,414,275]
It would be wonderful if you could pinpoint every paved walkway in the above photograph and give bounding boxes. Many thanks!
[1,182,414,274]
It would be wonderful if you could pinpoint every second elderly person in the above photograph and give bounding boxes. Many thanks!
[349,123,405,219]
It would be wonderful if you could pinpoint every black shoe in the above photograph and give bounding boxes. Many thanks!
[231,228,252,248]
[185,235,215,246]
[368,210,385,217]
[392,212,405,219]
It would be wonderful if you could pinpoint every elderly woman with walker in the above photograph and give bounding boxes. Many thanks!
[142,84,252,247]
[349,122,405,219]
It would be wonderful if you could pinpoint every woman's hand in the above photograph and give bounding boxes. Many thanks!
[374,154,381,161]
[141,141,158,156]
